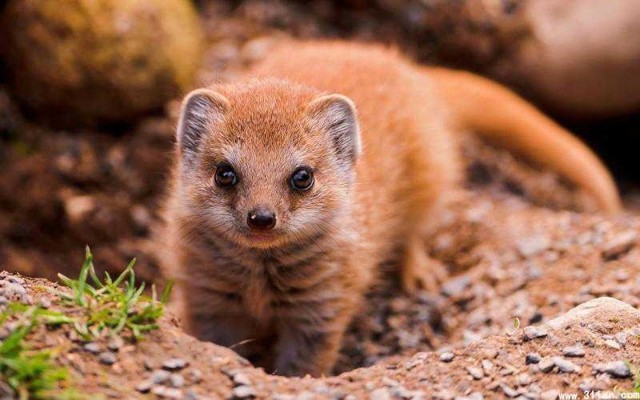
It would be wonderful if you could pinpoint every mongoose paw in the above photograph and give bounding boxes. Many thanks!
[401,241,449,295]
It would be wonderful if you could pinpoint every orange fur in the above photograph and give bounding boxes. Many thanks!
[159,40,620,377]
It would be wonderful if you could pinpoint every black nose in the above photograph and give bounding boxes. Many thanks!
[247,208,276,230]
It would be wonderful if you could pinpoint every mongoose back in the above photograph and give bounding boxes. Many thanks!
[160,41,620,377]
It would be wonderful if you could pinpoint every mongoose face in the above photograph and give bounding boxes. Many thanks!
[175,80,362,250]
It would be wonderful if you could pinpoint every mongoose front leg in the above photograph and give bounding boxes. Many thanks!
[401,235,448,295]
[273,311,351,377]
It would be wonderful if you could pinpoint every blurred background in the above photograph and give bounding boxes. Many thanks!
[1,0,639,285]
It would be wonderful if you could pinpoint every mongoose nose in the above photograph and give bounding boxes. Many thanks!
[247,209,276,231]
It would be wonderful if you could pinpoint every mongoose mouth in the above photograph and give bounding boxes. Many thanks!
[243,231,283,248]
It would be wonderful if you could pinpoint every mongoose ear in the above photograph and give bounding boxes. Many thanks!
[306,94,362,164]
[176,88,229,161]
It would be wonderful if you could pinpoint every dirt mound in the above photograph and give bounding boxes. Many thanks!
[2,269,639,398]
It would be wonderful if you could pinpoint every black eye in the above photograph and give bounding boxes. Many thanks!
[215,163,238,188]
[290,167,314,191]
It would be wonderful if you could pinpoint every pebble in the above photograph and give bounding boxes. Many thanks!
[39,298,51,309]
[0,296,8,305]
[439,352,455,363]
[553,357,580,373]
[516,235,551,258]
[169,374,185,388]
[602,231,637,260]
[135,380,154,393]
[540,390,560,400]
[152,370,171,384]
[185,390,200,400]
[232,385,256,398]
[233,373,252,386]
[188,369,203,384]
[481,359,494,374]
[466,366,484,380]
[84,342,101,354]
[562,345,585,357]
[518,373,532,386]
[441,275,471,297]
[615,332,628,347]
[163,358,188,371]
[538,358,555,373]
[369,388,391,400]
[500,384,519,398]
[152,385,183,399]
[524,326,548,340]
[107,336,124,351]
[98,351,117,365]
[593,361,632,378]
[604,339,621,350]
[525,353,541,364]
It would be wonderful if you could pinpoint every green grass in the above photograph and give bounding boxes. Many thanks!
[0,307,73,399]
[1,247,171,399]
[57,247,173,340]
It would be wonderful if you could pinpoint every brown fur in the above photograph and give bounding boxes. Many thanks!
[159,41,620,377]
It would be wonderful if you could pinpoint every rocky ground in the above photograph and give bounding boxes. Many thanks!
[2,1,640,398]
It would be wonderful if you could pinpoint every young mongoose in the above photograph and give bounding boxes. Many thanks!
[160,41,620,377]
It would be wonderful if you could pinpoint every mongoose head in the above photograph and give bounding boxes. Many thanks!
[174,79,362,249]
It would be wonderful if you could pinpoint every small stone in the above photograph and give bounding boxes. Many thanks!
[233,373,252,386]
[517,235,551,257]
[188,369,202,384]
[169,374,184,388]
[152,370,171,384]
[500,384,519,398]
[593,361,632,378]
[526,353,541,364]
[562,345,585,357]
[604,339,621,350]
[518,373,532,386]
[466,366,484,380]
[152,385,183,399]
[439,352,455,363]
[98,351,117,365]
[602,231,637,260]
[107,336,124,351]
[232,385,256,399]
[135,380,154,393]
[0,296,8,305]
[540,390,559,400]
[7,276,25,285]
[39,298,51,309]
[538,358,555,373]
[185,390,199,400]
[83,342,101,354]
[144,359,156,371]
[370,388,391,400]
[162,358,188,371]
[524,326,548,340]
[553,357,580,373]
[481,359,494,374]
[615,332,628,346]
[441,275,471,297]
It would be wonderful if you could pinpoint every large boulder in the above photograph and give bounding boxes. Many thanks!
[1,0,204,127]
[362,0,640,120]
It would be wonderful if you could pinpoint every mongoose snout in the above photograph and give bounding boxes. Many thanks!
[247,207,277,230]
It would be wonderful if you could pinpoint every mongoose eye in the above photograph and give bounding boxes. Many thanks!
[290,167,314,191]
[215,163,238,188]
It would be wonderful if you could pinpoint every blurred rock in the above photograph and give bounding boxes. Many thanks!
[492,0,640,119]
[1,0,204,127]
[367,0,640,120]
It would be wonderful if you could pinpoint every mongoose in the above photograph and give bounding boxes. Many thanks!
[160,41,620,377]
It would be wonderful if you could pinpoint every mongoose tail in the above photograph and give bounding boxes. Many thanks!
[428,67,621,214]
